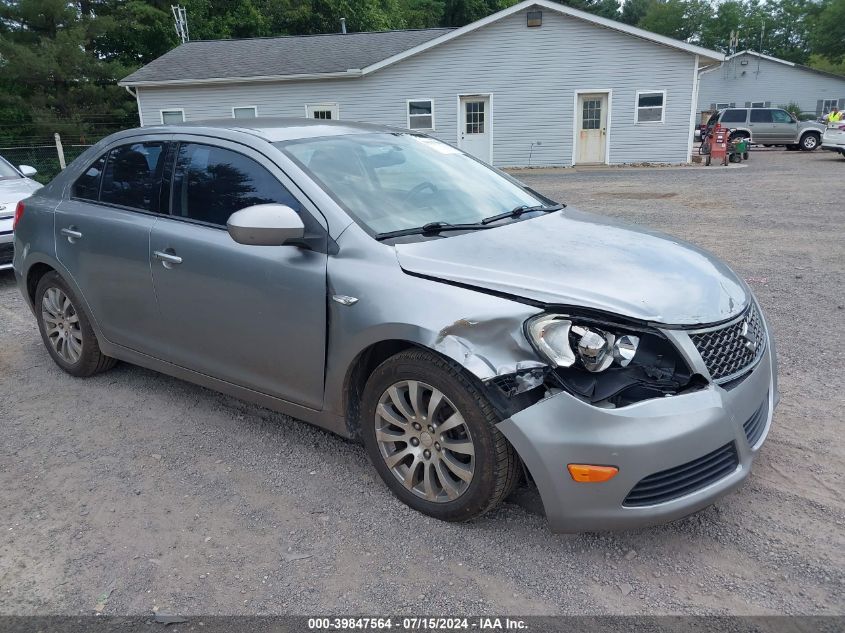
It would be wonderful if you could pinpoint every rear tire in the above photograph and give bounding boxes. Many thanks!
[360,349,519,523]
[35,272,116,377]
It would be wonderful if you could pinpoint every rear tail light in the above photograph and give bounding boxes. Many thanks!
[13,201,24,231]
[838,124,845,130]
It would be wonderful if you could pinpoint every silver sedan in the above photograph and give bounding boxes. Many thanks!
[0,156,41,270]
[12,119,777,532]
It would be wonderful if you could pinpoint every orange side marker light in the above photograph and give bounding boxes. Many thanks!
[567,464,619,483]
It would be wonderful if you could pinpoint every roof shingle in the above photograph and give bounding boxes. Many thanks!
[120,28,454,85]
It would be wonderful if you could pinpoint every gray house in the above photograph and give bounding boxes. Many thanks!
[698,51,845,118]
[120,0,723,167]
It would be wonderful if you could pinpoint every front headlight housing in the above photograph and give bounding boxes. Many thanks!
[526,314,641,373]
[526,313,701,407]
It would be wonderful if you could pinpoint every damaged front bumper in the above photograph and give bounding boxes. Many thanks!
[497,329,778,533]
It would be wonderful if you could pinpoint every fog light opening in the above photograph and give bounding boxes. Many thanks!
[567,464,619,483]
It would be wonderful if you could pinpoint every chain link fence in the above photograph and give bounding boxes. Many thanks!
[1,137,93,184]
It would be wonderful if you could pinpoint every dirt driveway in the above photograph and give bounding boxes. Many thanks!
[0,148,843,616]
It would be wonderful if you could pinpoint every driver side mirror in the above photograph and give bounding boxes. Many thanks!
[19,165,37,177]
[227,204,305,246]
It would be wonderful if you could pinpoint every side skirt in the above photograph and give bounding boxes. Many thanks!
[101,340,350,438]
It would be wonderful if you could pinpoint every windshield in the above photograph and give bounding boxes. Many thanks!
[0,157,22,181]
[277,133,543,235]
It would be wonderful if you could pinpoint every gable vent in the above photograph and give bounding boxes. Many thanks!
[527,10,542,27]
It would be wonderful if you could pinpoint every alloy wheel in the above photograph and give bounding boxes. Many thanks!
[803,135,818,150]
[41,287,83,364]
[375,380,475,503]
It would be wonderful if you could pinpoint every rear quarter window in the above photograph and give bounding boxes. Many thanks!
[72,154,107,201]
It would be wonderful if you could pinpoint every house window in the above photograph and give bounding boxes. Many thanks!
[715,102,730,109]
[161,109,185,124]
[822,99,838,113]
[750,101,766,108]
[635,91,665,123]
[305,103,339,120]
[407,99,434,130]
[232,106,257,119]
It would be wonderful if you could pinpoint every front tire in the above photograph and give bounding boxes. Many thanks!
[800,133,820,151]
[361,349,519,523]
[35,272,116,377]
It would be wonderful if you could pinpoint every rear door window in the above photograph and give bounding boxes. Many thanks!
[99,142,167,212]
[750,109,773,123]
[171,143,302,227]
[720,109,747,123]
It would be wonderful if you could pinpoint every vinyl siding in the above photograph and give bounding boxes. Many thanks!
[698,54,845,116]
[138,8,698,167]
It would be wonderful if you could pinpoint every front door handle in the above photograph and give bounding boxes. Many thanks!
[153,250,183,267]
[61,227,82,243]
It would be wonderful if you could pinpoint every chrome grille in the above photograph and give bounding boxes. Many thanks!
[690,304,766,383]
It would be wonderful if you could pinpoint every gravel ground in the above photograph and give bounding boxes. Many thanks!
[0,148,843,617]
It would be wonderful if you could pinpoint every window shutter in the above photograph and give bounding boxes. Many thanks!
[709,103,716,110]
[816,100,824,115]
[839,98,845,109]
[744,101,751,107]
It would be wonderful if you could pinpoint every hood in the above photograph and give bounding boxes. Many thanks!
[394,209,749,326]
[0,178,42,213]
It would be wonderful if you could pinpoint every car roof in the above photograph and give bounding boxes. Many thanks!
[124,118,402,143]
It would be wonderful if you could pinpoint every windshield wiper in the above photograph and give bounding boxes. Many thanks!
[375,221,490,241]
[481,203,564,225]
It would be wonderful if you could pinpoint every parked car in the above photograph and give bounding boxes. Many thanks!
[12,120,778,533]
[821,122,845,158]
[0,156,40,271]
[703,107,825,150]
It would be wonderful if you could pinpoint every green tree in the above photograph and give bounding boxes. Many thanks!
[810,0,845,64]
[0,0,136,144]
[620,0,651,25]
[638,0,706,41]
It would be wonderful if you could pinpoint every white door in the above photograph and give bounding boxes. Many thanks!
[459,96,491,163]
[576,93,608,164]
[305,103,339,120]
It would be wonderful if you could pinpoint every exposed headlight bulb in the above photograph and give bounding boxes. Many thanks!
[613,334,640,367]
[571,325,615,372]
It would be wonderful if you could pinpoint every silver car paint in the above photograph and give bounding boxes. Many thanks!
[13,119,777,532]
[395,208,750,326]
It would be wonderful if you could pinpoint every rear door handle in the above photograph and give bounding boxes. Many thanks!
[153,250,183,267]
[61,227,82,242]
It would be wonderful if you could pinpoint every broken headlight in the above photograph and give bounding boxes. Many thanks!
[526,314,703,406]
